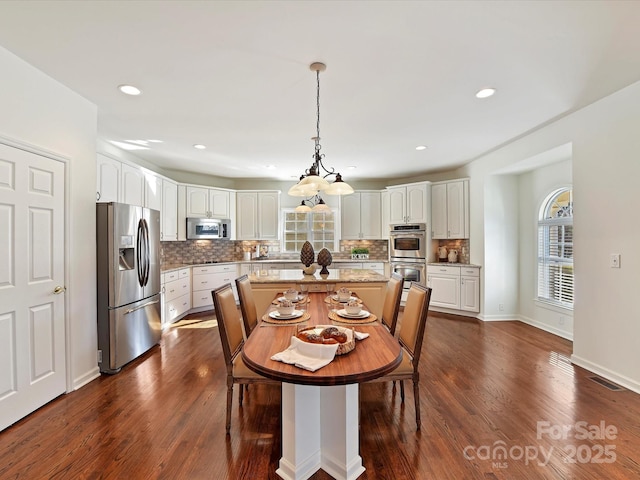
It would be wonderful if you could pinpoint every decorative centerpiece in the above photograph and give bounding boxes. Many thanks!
[317,247,332,275]
[351,247,369,260]
[300,241,316,275]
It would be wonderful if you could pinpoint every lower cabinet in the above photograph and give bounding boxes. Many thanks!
[162,268,191,325]
[192,264,239,309]
[427,265,480,314]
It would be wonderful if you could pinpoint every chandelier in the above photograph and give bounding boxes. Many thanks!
[289,62,354,212]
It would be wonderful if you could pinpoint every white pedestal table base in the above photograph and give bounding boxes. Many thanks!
[276,382,365,480]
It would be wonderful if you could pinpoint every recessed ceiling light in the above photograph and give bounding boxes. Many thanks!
[347,165,357,170]
[475,88,496,99]
[147,139,163,143]
[193,144,206,150]
[118,84,142,96]
[415,145,428,151]
[265,165,276,169]
[127,140,149,146]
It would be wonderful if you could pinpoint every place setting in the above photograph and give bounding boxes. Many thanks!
[263,291,310,325]
[272,287,310,306]
[328,298,378,325]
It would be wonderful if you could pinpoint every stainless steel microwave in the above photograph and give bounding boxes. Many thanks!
[186,217,231,240]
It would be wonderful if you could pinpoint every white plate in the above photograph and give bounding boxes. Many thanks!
[331,295,359,303]
[278,295,303,303]
[336,309,370,319]
[269,310,303,320]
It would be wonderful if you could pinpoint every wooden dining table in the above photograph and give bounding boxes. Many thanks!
[242,291,402,480]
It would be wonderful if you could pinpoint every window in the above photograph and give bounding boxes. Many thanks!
[537,188,573,309]
[282,209,337,253]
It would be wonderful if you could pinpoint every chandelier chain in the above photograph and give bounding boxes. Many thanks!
[315,69,321,152]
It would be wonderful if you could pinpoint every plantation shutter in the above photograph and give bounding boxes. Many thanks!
[537,220,574,308]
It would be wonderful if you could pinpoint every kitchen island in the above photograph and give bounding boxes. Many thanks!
[248,269,389,319]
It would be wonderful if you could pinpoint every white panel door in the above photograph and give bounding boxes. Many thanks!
[0,143,66,432]
[209,189,230,218]
[161,179,178,241]
[406,183,428,224]
[144,172,162,211]
[257,191,280,239]
[359,191,382,239]
[186,186,209,217]
[387,187,406,224]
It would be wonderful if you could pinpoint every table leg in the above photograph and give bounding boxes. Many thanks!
[277,383,365,480]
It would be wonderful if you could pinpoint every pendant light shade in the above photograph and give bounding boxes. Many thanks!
[294,200,312,212]
[311,197,330,212]
[289,62,354,200]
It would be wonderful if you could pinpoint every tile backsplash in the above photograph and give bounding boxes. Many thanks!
[161,239,390,265]
[432,239,470,264]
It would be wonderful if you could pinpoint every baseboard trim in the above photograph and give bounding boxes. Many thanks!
[477,314,515,321]
[73,367,101,391]
[570,354,640,395]
[517,314,573,341]
[429,306,479,318]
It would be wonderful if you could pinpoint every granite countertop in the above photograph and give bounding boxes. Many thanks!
[427,262,482,268]
[248,269,388,284]
[161,258,388,273]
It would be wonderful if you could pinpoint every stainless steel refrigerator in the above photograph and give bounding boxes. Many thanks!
[96,202,162,373]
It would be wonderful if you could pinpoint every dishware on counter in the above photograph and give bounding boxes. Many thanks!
[448,249,458,263]
[337,287,351,302]
[284,288,298,301]
[277,300,295,316]
[438,245,448,261]
[344,300,362,315]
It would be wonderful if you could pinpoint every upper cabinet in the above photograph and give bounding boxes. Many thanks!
[96,154,120,203]
[341,191,383,239]
[186,186,231,218]
[121,162,145,206]
[161,179,178,241]
[144,171,162,212]
[236,191,280,240]
[387,182,429,224]
[431,179,469,239]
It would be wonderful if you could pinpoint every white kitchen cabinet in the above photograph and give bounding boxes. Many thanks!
[191,264,239,308]
[162,268,191,325]
[144,171,162,212]
[381,189,390,234]
[341,191,382,239]
[431,179,469,239]
[161,179,178,241]
[427,264,479,313]
[96,154,121,203]
[121,162,145,206]
[186,186,231,218]
[387,182,429,224]
[236,191,280,240]
[460,267,480,312]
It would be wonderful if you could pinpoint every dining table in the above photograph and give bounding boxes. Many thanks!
[242,291,402,480]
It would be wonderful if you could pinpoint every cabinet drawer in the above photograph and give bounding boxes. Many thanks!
[461,267,479,277]
[427,265,460,276]
[192,273,216,291]
[366,262,384,271]
[166,293,191,322]
[192,290,214,308]
[164,270,180,282]
[165,277,191,302]
[179,268,190,278]
[193,264,236,275]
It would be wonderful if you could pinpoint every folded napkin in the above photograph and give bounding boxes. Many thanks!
[271,336,339,372]
[353,331,369,340]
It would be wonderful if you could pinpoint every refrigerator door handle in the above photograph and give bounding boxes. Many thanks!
[136,219,144,287]
[124,299,159,315]
[143,218,150,286]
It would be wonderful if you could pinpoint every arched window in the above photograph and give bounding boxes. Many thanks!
[538,188,573,309]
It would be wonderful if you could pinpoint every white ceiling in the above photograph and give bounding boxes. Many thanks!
[1,1,640,183]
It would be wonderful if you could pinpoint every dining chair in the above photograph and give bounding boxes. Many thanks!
[235,274,258,338]
[212,283,279,434]
[381,272,404,336]
[365,282,432,430]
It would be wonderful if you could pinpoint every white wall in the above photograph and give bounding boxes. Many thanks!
[459,80,640,393]
[517,159,573,339]
[0,46,99,389]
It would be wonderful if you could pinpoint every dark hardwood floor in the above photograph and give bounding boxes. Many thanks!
[2,310,640,479]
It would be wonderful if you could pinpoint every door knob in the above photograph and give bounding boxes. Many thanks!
[53,286,66,294]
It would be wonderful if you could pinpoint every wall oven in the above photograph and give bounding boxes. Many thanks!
[389,223,427,259]
[390,223,427,294]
